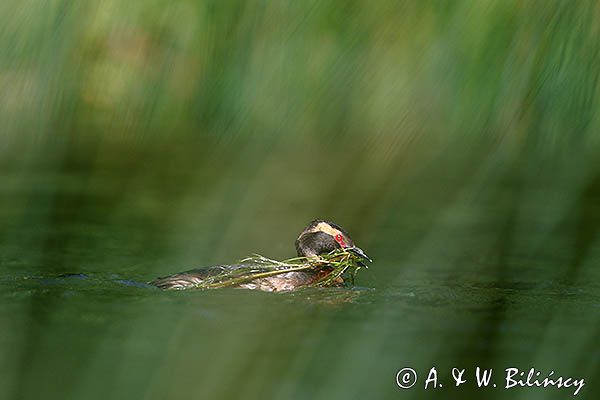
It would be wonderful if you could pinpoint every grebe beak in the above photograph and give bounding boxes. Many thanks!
[348,246,372,264]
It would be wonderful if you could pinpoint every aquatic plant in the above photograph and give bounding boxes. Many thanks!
[185,249,367,290]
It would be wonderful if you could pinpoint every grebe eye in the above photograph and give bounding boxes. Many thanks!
[334,234,346,247]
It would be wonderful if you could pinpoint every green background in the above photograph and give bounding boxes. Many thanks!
[0,1,598,399]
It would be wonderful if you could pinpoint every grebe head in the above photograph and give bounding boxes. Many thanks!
[294,219,371,262]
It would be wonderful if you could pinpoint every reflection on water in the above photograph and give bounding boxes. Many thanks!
[0,170,598,400]
[1,1,600,398]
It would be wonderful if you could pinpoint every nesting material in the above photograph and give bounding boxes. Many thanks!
[185,249,367,290]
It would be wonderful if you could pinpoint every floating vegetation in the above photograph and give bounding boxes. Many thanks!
[186,248,369,290]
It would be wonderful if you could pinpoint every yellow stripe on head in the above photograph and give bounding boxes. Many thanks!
[309,222,343,238]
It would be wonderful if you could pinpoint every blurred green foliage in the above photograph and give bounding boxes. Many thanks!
[1,0,599,258]
[1,0,599,151]
[1,1,599,399]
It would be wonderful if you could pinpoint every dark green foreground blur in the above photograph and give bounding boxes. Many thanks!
[0,1,599,399]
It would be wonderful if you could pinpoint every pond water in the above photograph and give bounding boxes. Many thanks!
[2,1,600,398]
[1,169,598,400]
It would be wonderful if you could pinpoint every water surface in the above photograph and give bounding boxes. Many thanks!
[1,171,598,400]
